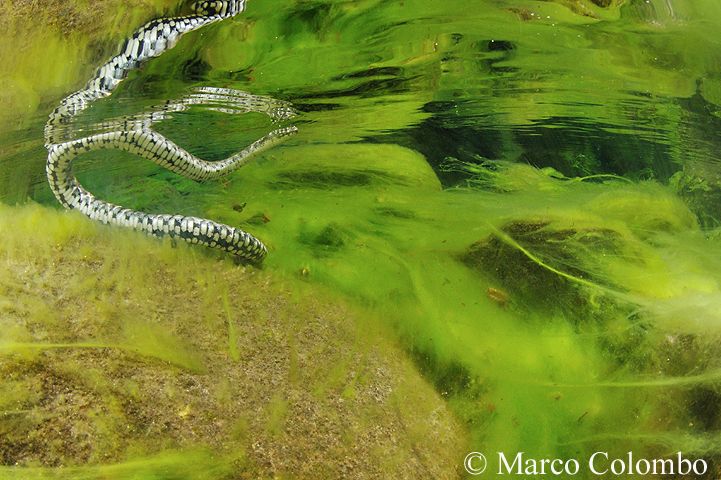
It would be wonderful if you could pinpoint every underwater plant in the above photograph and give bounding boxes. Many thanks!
[2,0,721,478]
[0,203,466,478]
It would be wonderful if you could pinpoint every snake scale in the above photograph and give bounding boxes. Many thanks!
[44,0,296,262]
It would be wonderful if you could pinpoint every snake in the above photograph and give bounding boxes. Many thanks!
[44,0,297,262]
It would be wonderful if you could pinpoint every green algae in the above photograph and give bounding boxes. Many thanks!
[202,142,721,462]
[0,0,182,125]
[0,203,466,477]
[0,449,234,480]
[0,339,203,373]
[2,0,721,477]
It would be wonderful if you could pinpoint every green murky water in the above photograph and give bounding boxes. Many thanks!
[2,0,721,478]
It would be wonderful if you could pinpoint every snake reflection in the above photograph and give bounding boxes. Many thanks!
[44,0,297,262]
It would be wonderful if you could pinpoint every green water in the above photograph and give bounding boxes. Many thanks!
[2,0,721,477]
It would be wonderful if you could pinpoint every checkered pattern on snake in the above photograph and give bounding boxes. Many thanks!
[45,0,297,262]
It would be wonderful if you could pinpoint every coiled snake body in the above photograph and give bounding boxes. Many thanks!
[45,0,296,262]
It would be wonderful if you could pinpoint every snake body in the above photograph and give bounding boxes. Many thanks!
[45,0,296,262]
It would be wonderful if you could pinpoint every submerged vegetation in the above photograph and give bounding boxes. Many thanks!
[243,147,721,465]
[2,0,721,478]
[0,204,465,478]
[0,0,179,125]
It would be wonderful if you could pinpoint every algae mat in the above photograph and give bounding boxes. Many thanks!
[2,0,721,478]
[0,204,466,478]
